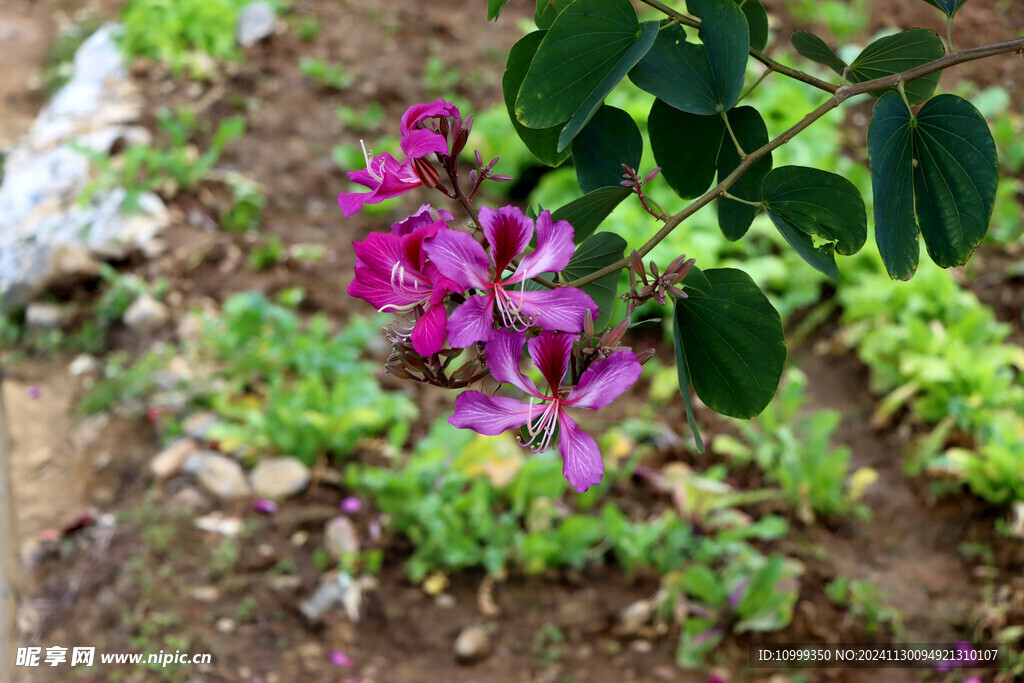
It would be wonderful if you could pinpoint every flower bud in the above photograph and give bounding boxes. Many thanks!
[636,349,656,365]
[475,149,484,168]
[413,157,439,188]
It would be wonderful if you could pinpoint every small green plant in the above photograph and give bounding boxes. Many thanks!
[665,553,802,668]
[292,15,321,41]
[299,57,354,90]
[423,55,459,96]
[248,236,287,270]
[221,177,266,232]
[712,370,869,521]
[336,103,385,133]
[825,576,902,636]
[79,110,247,211]
[120,0,260,77]
[80,347,174,415]
[943,414,1024,504]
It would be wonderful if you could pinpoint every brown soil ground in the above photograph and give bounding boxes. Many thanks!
[5,0,1024,682]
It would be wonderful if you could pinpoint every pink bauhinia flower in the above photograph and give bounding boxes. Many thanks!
[400,99,461,158]
[449,329,642,492]
[390,204,453,236]
[424,206,598,347]
[348,220,460,356]
[338,149,423,218]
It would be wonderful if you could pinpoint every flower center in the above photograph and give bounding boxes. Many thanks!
[520,397,560,453]
[491,281,533,331]
[377,262,430,314]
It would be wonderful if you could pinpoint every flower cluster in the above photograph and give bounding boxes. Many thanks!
[341,101,656,492]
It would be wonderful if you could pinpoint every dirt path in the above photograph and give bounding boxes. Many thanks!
[797,350,983,644]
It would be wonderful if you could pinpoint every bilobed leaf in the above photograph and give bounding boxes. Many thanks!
[551,187,632,243]
[790,29,846,75]
[516,0,643,129]
[556,21,659,152]
[868,93,997,279]
[648,99,725,199]
[734,0,768,52]
[572,105,643,193]
[761,166,867,280]
[503,31,572,167]
[673,298,705,452]
[849,29,946,105]
[681,264,712,293]
[488,0,511,21]
[559,232,627,331]
[535,0,574,28]
[919,0,968,17]
[716,107,771,240]
[913,95,998,268]
[673,268,786,419]
[867,92,918,280]
[629,0,749,115]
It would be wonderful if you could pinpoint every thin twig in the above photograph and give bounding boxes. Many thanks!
[562,35,1024,288]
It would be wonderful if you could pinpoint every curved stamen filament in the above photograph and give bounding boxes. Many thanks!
[521,397,559,453]
[493,285,533,331]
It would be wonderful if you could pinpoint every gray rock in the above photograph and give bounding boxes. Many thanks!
[123,293,169,332]
[323,516,359,557]
[182,411,219,441]
[25,302,64,329]
[183,451,251,500]
[454,625,492,663]
[151,438,199,481]
[249,457,311,499]
[0,25,169,313]
[236,2,277,47]
[166,486,211,513]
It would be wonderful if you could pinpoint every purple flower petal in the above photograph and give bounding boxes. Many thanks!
[328,650,353,668]
[513,210,575,282]
[484,329,541,397]
[565,349,642,410]
[339,497,362,514]
[338,153,421,218]
[392,205,453,236]
[424,229,491,291]
[400,100,460,137]
[411,305,448,356]
[348,266,422,311]
[449,391,535,435]
[480,205,533,274]
[514,287,597,333]
[526,331,574,391]
[252,499,279,514]
[446,293,496,348]
[557,411,604,493]
[401,128,449,158]
[352,231,405,276]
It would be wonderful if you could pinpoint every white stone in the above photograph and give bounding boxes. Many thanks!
[25,302,64,329]
[249,457,311,499]
[454,625,492,663]
[123,294,169,333]
[184,451,251,500]
[150,438,199,481]
[237,2,277,47]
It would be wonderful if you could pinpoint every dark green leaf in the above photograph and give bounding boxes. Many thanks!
[672,298,705,452]
[556,21,659,152]
[516,0,641,129]
[920,0,968,17]
[551,187,632,243]
[488,0,511,21]
[790,29,846,75]
[572,105,643,193]
[849,29,946,105]
[535,0,574,28]
[560,232,627,331]
[867,92,918,280]
[681,264,712,293]
[629,0,748,115]
[736,555,784,616]
[648,99,725,199]
[867,93,996,279]
[734,0,768,52]
[761,166,867,280]
[913,95,998,268]
[673,268,786,419]
[502,31,572,167]
[716,106,771,240]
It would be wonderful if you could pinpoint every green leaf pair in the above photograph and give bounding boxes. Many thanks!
[792,28,946,104]
[868,93,998,281]
[648,102,771,240]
